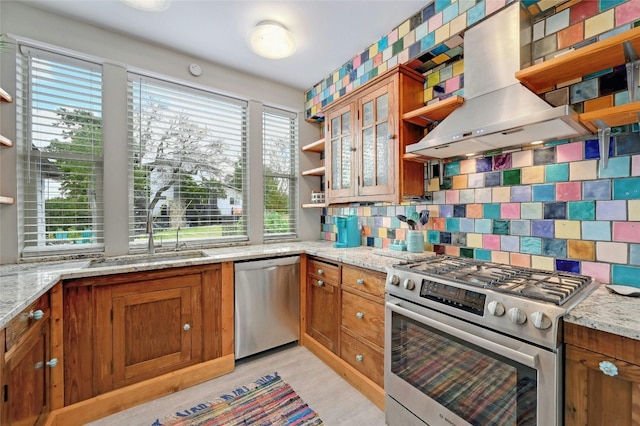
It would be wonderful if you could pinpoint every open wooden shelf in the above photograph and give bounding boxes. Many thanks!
[402,95,464,127]
[579,101,640,132]
[0,134,13,147]
[0,196,15,205]
[0,87,13,103]
[302,203,327,209]
[301,166,325,176]
[515,26,640,94]
[301,138,325,153]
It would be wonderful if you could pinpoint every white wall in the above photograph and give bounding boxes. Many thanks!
[0,1,321,263]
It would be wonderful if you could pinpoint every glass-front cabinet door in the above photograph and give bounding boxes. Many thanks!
[326,103,356,201]
[358,83,395,197]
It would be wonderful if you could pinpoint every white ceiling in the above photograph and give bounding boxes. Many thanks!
[18,0,427,91]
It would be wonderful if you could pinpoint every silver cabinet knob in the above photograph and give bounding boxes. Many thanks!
[183,323,191,331]
[317,280,324,287]
[317,269,324,275]
[356,278,364,285]
[356,312,364,319]
[531,311,552,329]
[355,354,363,362]
[46,358,58,368]
[487,301,505,317]
[599,361,618,377]
[30,310,44,320]
[508,307,527,325]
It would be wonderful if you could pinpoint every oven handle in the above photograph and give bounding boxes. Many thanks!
[386,300,540,369]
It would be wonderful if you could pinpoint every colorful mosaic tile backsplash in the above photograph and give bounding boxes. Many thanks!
[304,0,640,121]
[323,140,640,286]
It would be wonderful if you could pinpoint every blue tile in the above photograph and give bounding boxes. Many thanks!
[474,249,492,261]
[532,184,556,201]
[570,78,598,103]
[583,180,611,200]
[453,205,466,217]
[366,237,375,246]
[581,221,611,241]
[511,186,532,202]
[440,204,454,217]
[543,239,567,258]
[556,259,580,274]
[485,171,501,187]
[612,265,640,287]
[475,219,492,233]
[467,1,485,26]
[421,32,436,52]
[460,218,475,232]
[445,161,461,177]
[483,204,501,219]
[521,237,542,255]
[532,220,554,238]
[546,163,570,182]
[441,232,452,244]
[568,201,595,220]
[617,133,640,155]
[599,156,630,178]
[599,0,628,12]
[476,157,493,172]
[584,138,614,159]
[630,244,640,265]
[422,2,435,21]
[428,230,440,244]
[446,218,460,232]
[543,202,567,220]
[511,220,531,236]
[613,177,640,200]
[435,0,452,13]
[442,2,458,24]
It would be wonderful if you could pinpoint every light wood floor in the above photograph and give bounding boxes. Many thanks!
[86,344,386,426]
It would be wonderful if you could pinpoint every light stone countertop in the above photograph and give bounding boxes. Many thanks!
[2,242,638,343]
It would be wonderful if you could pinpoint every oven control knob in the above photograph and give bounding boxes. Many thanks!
[387,275,400,286]
[403,279,415,290]
[531,311,552,329]
[508,307,527,325]
[487,301,505,317]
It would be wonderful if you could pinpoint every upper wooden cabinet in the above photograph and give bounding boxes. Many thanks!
[515,26,640,132]
[323,65,425,204]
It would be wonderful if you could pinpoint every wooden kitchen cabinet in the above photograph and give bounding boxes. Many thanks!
[63,263,224,405]
[305,258,341,354]
[564,322,640,426]
[323,65,425,204]
[1,293,53,426]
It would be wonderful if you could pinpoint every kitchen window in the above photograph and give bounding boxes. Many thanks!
[262,107,298,238]
[127,74,249,248]
[17,45,104,255]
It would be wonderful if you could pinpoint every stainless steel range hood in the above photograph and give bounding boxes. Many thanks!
[406,2,590,159]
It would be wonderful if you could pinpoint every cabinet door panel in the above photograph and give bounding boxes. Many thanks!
[306,276,340,354]
[326,103,356,201]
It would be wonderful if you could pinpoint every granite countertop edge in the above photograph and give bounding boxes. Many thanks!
[2,241,638,342]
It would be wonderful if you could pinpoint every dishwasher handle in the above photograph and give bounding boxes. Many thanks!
[234,255,300,272]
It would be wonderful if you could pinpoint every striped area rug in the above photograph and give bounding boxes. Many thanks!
[152,373,323,426]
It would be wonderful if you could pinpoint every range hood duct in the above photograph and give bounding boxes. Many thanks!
[406,2,590,159]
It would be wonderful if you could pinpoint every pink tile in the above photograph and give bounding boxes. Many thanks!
[632,155,640,176]
[429,12,443,31]
[388,28,398,45]
[581,262,610,284]
[486,0,506,16]
[556,182,582,201]
[445,190,460,204]
[616,1,640,26]
[353,55,361,68]
[330,85,336,95]
[501,203,521,219]
[483,234,501,250]
[556,142,583,163]
[373,52,383,67]
[570,0,598,25]
[613,222,640,243]
[445,75,461,93]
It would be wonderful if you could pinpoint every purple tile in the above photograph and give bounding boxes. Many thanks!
[440,204,454,217]
[476,157,493,172]
[501,235,520,252]
[596,200,627,220]
[494,153,512,170]
[532,220,554,238]
[511,186,532,202]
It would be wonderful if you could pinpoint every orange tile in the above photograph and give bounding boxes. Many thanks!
[433,217,446,231]
[362,226,371,237]
[584,95,613,113]
[558,22,584,50]
[445,245,460,256]
[510,253,531,268]
[452,175,468,189]
[395,228,406,241]
[467,204,483,218]
[568,240,595,261]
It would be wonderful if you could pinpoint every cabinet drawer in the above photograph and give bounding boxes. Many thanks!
[341,291,384,348]
[342,265,385,298]
[308,258,340,284]
[4,294,50,352]
[341,330,384,387]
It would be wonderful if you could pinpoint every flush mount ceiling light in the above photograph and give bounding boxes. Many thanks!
[120,0,171,12]
[248,21,296,59]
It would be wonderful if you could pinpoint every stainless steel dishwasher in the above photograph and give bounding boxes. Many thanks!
[234,256,300,359]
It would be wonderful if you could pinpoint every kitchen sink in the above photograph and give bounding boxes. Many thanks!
[87,250,210,268]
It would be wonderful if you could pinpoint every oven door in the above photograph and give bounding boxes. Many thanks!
[385,296,560,426]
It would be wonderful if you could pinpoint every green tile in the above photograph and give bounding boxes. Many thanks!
[493,219,510,235]
[612,264,640,287]
[483,204,501,219]
[446,218,460,231]
[545,163,570,182]
[460,247,474,258]
[503,169,521,186]
[392,39,404,56]
[445,160,461,177]
[613,177,640,200]
[568,201,595,220]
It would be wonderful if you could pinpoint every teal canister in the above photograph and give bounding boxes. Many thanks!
[333,215,361,248]
[406,230,424,253]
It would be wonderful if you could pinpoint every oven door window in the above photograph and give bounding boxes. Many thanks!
[391,313,537,426]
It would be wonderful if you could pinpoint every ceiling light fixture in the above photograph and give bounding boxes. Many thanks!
[120,0,171,12]
[248,21,296,59]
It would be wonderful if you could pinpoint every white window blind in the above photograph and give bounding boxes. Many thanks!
[17,45,104,254]
[127,75,248,249]
[263,107,298,238]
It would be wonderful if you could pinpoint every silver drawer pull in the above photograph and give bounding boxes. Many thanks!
[317,280,324,287]
[317,269,324,275]
[355,354,363,362]
[356,279,364,285]
[183,323,191,331]
[46,358,58,368]
[599,361,618,377]
[29,310,44,320]
[356,312,364,319]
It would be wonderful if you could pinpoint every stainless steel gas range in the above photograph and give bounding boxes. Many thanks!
[384,256,599,426]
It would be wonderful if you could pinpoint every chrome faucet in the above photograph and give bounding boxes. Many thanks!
[175,226,187,251]
[147,212,155,254]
